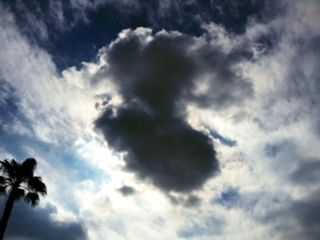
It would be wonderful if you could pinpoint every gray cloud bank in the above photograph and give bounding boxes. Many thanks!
[4,202,87,240]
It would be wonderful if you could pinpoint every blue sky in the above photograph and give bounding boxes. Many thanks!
[0,0,320,239]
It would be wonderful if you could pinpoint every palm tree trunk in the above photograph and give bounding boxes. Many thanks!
[0,190,16,240]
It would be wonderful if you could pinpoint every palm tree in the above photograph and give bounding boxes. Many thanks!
[0,158,47,240]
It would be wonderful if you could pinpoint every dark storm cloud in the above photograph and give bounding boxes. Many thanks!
[95,29,252,193]
[118,185,136,196]
[4,202,87,240]
[96,108,217,193]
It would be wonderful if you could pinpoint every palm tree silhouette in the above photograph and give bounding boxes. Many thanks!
[0,158,47,240]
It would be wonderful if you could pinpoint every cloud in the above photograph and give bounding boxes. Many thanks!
[1,0,273,71]
[94,28,253,193]
[5,202,87,240]
[290,160,320,186]
[214,188,240,209]
[260,190,320,240]
[0,5,102,146]
[177,217,225,239]
[1,0,320,239]
[208,129,237,147]
[168,194,201,208]
[118,185,136,196]
[291,191,320,240]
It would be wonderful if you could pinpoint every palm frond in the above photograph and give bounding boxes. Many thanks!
[27,176,47,196]
[0,176,9,186]
[24,192,40,207]
[0,159,18,179]
[0,157,46,208]
[14,188,25,200]
[0,186,7,195]
[20,158,37,178]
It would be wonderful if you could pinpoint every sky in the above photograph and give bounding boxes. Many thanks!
[0,0,319,239]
